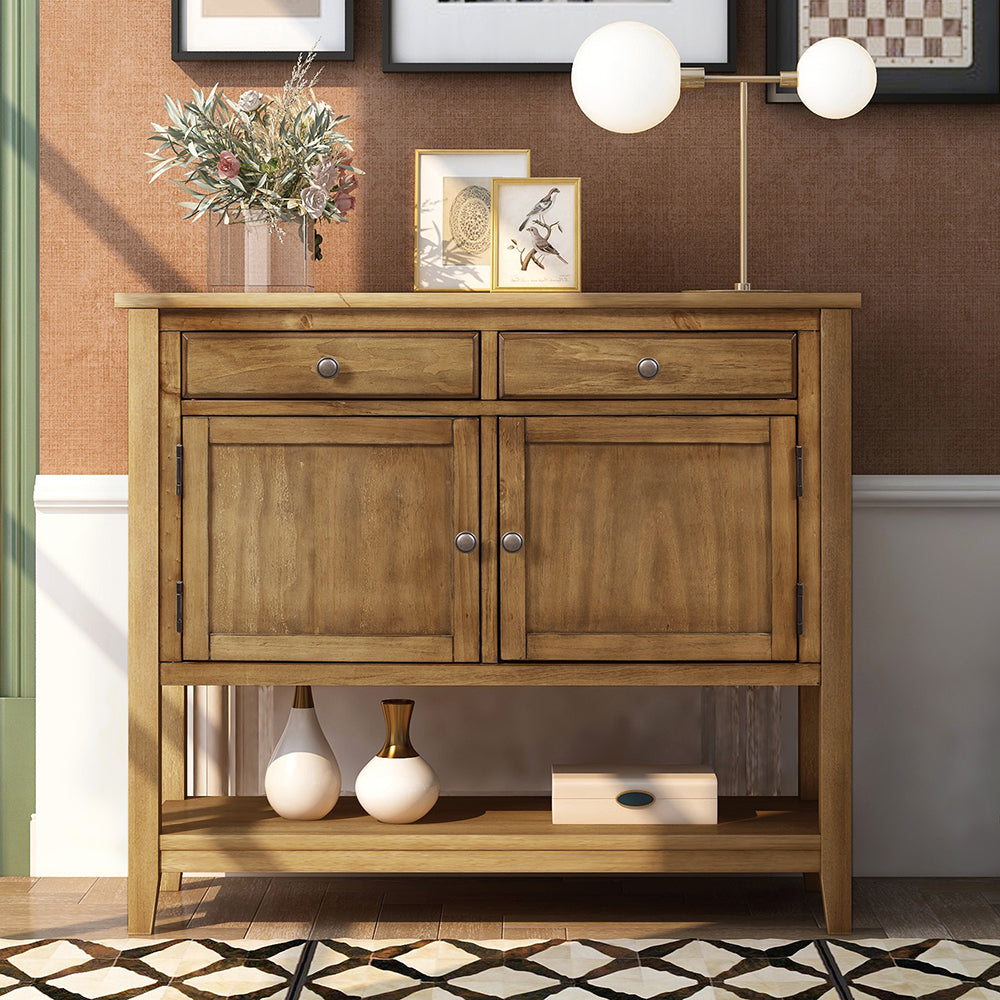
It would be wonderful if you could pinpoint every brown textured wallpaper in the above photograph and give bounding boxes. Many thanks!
[39,0,1000,474]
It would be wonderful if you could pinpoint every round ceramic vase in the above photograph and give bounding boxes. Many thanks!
[264,686,341,820]
[355,699,440,824]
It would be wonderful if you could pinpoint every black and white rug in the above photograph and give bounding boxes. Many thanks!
[1,937,998,999]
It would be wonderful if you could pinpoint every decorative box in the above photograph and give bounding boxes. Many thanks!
[551,765,718,824]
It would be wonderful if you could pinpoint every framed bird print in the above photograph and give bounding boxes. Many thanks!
[415,149,531,292]
[491,177,581,292]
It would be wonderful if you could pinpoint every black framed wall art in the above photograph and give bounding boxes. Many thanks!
[172,0,353,60]
[384,0,736,72]
[768,0,999,102]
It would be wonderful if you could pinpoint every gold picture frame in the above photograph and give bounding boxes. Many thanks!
[414,149,531,291]
[491,177,581,292]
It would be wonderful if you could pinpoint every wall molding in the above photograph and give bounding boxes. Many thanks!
[33,474,128,510]
[29,472,1000,876]
[853,475,1000,508]
[0,0,40,875]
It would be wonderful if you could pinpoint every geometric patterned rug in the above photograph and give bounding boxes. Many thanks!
[1,937,999,999]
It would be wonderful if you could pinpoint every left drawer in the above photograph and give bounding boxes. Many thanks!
[183,331,479,398]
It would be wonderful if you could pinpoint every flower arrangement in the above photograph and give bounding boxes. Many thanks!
[147,52,359,244]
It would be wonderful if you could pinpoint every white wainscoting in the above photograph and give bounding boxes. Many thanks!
[32,475,129,876]
[852,476,1000,876]
[31,474,1000,876]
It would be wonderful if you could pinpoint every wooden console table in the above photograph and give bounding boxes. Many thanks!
[117,291,855,934]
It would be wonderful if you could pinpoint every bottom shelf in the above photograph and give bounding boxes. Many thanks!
[160,796,820,875]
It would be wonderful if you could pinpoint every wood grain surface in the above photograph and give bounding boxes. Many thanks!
[184,331,479,398]
[184,415,478,658]
[500,332,796,399]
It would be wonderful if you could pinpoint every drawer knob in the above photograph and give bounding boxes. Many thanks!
[455,531,478,553]
[316,356,340,378]
[501,531,524,553]
[637,357,659,379]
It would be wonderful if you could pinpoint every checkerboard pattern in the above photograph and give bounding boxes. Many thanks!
[799,0,973,68]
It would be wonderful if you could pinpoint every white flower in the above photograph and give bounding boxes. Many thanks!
[300,184,328,219]
[310,156,337,191]
[237,89,263,112]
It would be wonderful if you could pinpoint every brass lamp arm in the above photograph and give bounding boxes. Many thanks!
[682,69,799,89]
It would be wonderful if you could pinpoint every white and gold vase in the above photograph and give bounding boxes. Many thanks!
[264,686,341,820]
[355,699,439,824]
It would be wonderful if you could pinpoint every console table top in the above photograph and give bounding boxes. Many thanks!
[115,290,862,310]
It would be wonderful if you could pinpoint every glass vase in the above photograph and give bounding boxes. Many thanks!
[206,210,315,292]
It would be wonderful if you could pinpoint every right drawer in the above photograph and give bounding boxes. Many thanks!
[500,332,797,398]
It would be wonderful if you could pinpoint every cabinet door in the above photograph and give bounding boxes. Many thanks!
[182,416,479,662]
[499,416,797,662]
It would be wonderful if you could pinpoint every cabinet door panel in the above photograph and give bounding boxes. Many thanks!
[498,416,797,662]
[182,416,479,662]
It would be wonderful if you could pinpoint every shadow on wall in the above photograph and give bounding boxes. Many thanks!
[15,104,195,291]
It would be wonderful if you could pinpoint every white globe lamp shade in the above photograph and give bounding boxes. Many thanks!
[572,21,682,134]
[796,37,877,119]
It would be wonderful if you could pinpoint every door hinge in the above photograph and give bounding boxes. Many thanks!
[176,581,184,633]
[795,445,803,498]
[175,444,184,497]
[796,582,804,636]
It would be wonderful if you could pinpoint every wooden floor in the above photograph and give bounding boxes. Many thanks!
[1,875,1000,940]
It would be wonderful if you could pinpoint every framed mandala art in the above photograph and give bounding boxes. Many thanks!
[768,0,1000,101]
[414,149,531,291]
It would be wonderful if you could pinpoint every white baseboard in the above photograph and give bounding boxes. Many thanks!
[29,473,1000,877]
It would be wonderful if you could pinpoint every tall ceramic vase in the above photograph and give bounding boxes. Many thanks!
[264,686,341,820]
[355,699,440,824]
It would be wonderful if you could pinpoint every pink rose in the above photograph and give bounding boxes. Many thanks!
[333,190,355,214]
[338,171,358,194]
[217,151,240,179]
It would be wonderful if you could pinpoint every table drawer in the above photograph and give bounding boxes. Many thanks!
[500,332,796,398]
[184,331,479,398]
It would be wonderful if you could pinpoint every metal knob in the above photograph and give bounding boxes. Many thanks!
[316,356,340,378]
[454,531,478,553]
[501,531,524,553]
[637,357,659,379]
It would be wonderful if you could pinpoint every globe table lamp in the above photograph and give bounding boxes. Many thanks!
[572,23,877,291]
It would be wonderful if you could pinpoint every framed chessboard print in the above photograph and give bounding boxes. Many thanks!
[768,0,999,102]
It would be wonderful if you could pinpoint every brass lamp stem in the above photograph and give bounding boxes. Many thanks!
[736,81,750,291]
[695,71,799,290]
